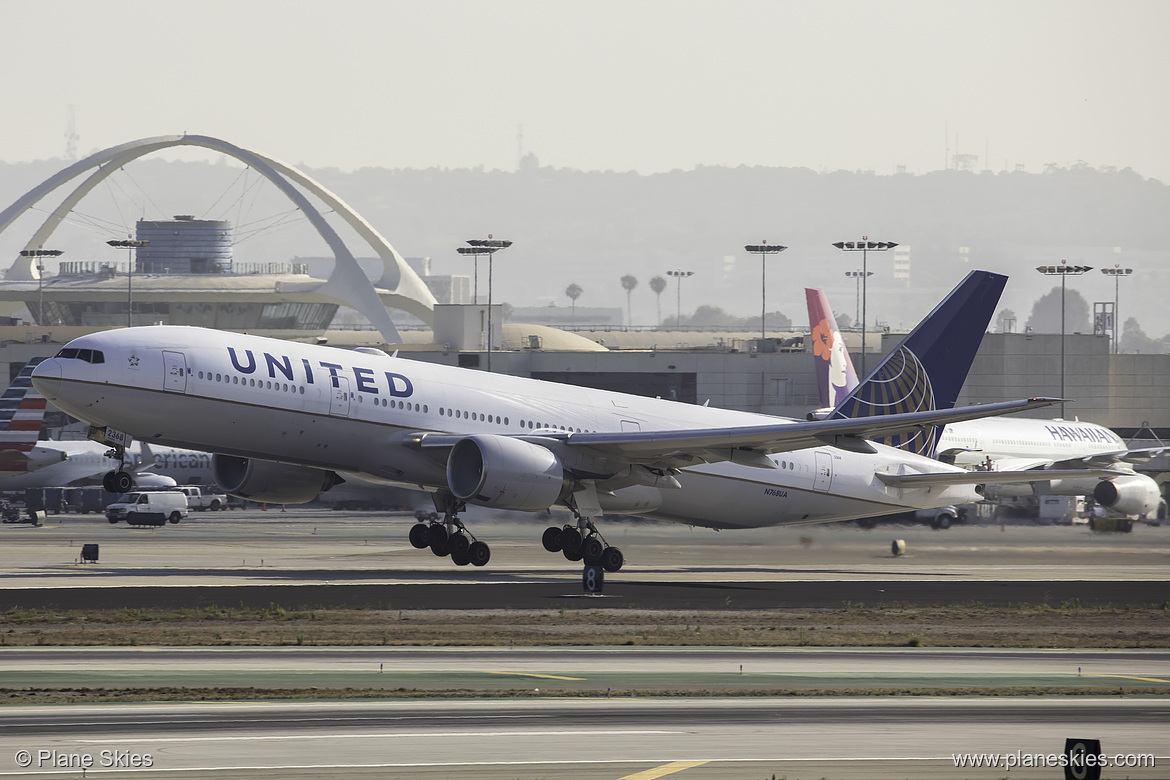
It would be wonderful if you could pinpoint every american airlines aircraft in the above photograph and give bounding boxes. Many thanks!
[31,271,1112,569]
[806,288,1167,521]
[0,358,214,490]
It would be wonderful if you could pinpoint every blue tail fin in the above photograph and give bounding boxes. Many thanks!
[829,270,1006,456]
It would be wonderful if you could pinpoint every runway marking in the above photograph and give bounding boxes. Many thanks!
[1085,673,1170,683]
[484,671,586,680]
[619,760,710,779]
[74,729,679,744]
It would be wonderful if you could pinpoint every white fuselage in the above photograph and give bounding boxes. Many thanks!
[941,416,1126,469]
[33,326,980,530]
[0,441,215,490]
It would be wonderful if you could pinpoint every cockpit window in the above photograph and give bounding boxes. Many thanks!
[54,348,104,364]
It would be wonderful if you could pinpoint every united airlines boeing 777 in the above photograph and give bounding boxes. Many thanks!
[31,271,1111,568]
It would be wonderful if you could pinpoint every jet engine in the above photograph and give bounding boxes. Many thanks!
[212,454,341,504]
[446,435,568,511]
[1093,474,1163,518]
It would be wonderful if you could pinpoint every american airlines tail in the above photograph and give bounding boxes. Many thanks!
[0,358,49,469]
[829,270,1006,457]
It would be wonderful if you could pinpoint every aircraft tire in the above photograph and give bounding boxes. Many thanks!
[449,532,471,555]
[112,471,133,493]
[426,523,449,547]
[451,549,471,566]
[541,526,562,552]
[408,523,429,549]
[430,539,450,557]
[601,546,624,572]
[582,536,605,565]
[469,541,490,567]
[563,546,583,562]
[560,526,582,556]
[102,471,117,493]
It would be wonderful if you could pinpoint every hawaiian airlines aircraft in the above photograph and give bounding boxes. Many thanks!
[31,271,1112,569]
[806,288,1166,521]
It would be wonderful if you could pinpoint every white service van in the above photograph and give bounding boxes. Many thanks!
[105,491,190,526]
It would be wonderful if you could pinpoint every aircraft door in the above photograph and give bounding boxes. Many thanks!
[813,451,833,491]
[329,376,351,417]
[162,351,187,393]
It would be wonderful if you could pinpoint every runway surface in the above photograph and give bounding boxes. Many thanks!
[2,510,1169,778]
[2,507,1168,609]
[0,697,1165,779]
[2,647,1168,694]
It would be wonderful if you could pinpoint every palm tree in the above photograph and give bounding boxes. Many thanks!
[620,274,638,327]
[565,283,583,325]
[649,275,667,326]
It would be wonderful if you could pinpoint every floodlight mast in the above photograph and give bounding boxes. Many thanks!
[832,238,897,377]
[106,239,149,328]
[666,269,694,328]
[744,241,787,341]
[459,237,511,372]
[1100,264,1133,354]
[1036,260,1093,418]
[843,269,873,331]
[19,248,63,326]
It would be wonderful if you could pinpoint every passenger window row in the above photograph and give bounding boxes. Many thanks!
[199,370,305,395]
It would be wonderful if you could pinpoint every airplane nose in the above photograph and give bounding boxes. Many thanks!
[31,359,61,401]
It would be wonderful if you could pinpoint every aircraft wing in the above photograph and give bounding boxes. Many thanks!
[878,467,1126,488]
[1050,446,1170,470]
[415,397,1062,468]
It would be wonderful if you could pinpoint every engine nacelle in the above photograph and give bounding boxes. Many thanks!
[213,454,341,504]
[446,435,568,511]
[1093,474,1162,518]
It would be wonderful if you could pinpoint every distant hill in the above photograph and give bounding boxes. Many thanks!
[2,158,1167,338]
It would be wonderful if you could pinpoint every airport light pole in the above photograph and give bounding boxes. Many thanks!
[1036,261,1093,418]
[666,269,694,328]
[19,248,63,326]
[744,241,787,340]
[107,238,149,328]
[832,238,896,377]
[843,269,873,331]
[1100,264,1133,354]
[462,237,511,372]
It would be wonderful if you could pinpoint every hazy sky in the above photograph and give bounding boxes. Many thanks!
[5,0,1170,180]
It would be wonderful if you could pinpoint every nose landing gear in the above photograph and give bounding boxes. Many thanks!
[101,444,134,493]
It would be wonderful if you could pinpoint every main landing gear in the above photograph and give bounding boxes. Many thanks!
[408,500,490,567]
[541,517,624,572]
[101,444,134,494]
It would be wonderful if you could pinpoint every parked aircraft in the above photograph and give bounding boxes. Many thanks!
[32,271,1115,569]
[805,288,1167,521]
[0,358,215,490]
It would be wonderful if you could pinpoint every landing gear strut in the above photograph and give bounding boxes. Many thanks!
[542,516,624,572]
[101,444,134,493]
[409,497,490,567]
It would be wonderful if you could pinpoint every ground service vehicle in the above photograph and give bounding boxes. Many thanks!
[105,490,189,526]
